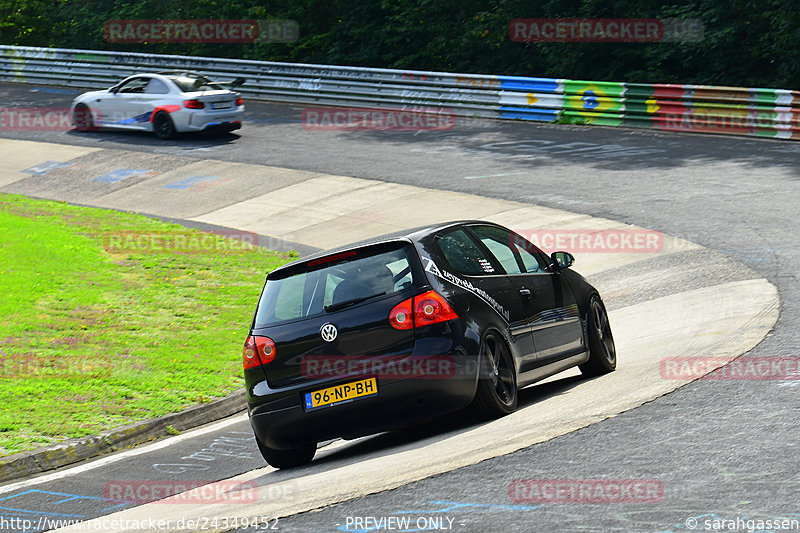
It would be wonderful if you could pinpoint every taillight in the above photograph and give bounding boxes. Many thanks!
[183,99,205,109]
[236,97,243,106]
[243,335,276,369]
[389,298,414,330]
[414,291,459,327]
[389,290,458,330]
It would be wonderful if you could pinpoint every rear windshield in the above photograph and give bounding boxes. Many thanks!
[168,75,224,92]
[254,245,416,327]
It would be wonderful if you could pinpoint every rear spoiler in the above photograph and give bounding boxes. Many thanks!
[157,71,246,89]
[269,240,413,280]
[214,77,246,88]
[192,77,246,90]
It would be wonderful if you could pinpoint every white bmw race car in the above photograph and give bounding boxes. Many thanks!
[71,72,245,139]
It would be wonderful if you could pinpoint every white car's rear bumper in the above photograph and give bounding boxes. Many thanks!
[179,106,245,132]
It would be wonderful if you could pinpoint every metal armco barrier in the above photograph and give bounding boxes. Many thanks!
[1,45,798,140]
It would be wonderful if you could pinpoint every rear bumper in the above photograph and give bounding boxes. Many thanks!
[200,120,242,132]
[248,354,479,450]
[179,108,244,132]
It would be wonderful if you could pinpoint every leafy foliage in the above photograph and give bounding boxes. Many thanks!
[0,1,797,89]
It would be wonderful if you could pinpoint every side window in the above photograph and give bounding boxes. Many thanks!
[386,258,413,291]
[323,272,344,307]
[469,225,522,274]
[435,228,495,276]
[271,275,306,321]
[511,235,550,273]
[145,78,170,94]
[117,77,150,93]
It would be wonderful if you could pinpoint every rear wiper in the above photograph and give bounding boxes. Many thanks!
[324,292,385,313]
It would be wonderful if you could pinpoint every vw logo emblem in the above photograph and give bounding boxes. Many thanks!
[320,323,338,342]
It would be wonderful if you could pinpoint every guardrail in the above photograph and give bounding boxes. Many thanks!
[1,45,798,140]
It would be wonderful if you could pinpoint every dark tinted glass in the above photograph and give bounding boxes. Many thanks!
[469,225,522,274]
[435,228,495,276]
[255,246,414,326]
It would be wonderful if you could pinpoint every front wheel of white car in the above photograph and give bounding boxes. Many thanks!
[73,104,95,131]
[153,111,176,140]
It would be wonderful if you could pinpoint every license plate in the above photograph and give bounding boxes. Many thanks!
[304,378,378,411]
[212,102,232,109]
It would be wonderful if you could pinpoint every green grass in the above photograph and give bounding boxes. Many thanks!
[0,193,295,456]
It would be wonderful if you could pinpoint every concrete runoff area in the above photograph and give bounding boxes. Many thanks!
[0,138,778,532]
[92,160,322,220]
[0,139,100,188]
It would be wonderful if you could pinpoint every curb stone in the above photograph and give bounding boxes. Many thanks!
[0,390,246,484]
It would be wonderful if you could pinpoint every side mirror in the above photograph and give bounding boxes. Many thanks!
[550,251,574,270]
[109,86,119,94]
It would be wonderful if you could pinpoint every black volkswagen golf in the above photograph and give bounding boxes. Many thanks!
[243,221,616,468]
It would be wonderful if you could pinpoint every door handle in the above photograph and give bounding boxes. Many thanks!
[519,288,531,296]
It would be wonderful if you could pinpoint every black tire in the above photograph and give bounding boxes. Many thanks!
[153,111,176,140]
[471,332,518,418]
[256,438,316,469]
[579,295,617,376]
[73,104,95,131]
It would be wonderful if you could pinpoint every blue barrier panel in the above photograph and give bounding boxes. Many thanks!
[499,107,560,121]
[498,76,560,93]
